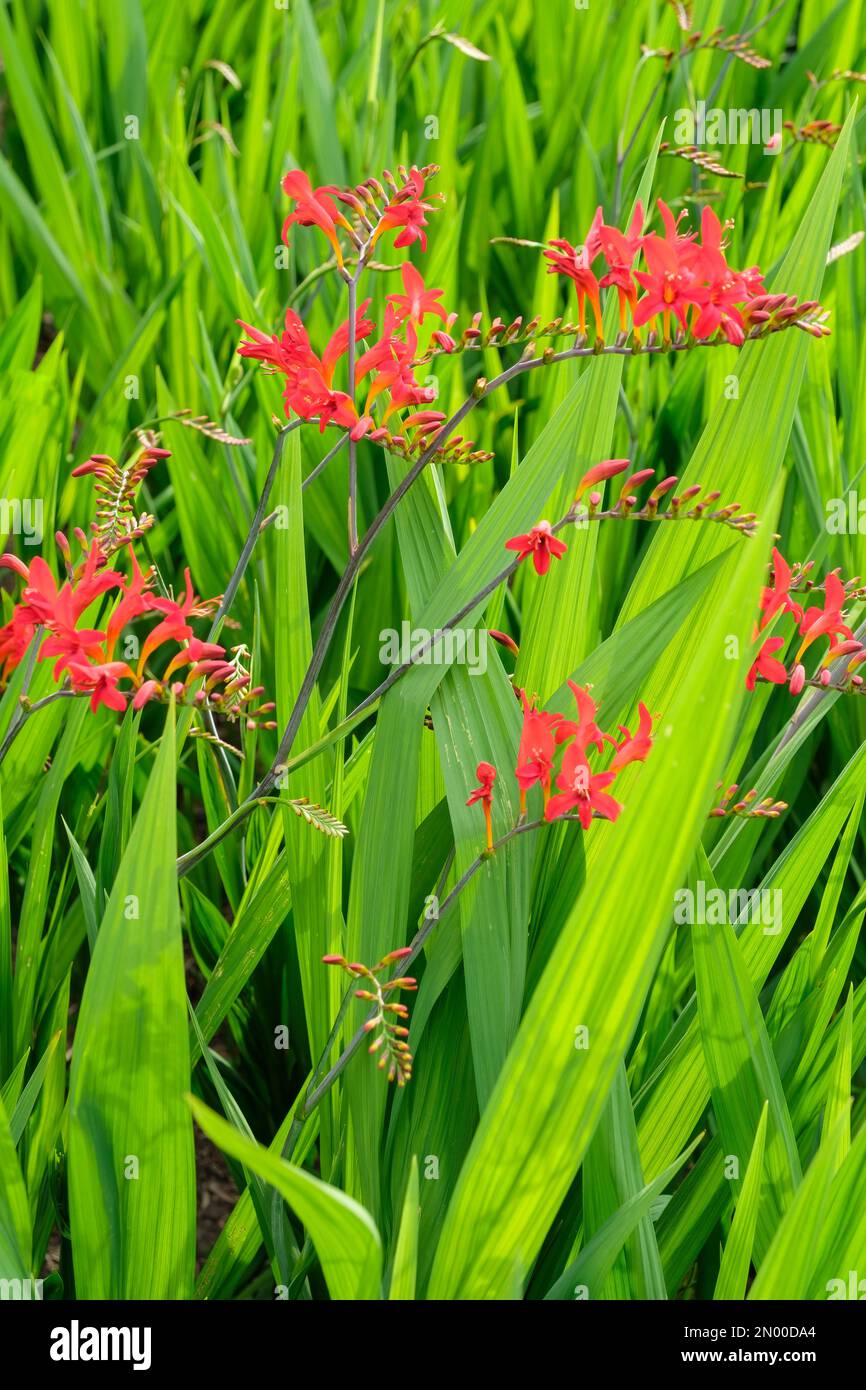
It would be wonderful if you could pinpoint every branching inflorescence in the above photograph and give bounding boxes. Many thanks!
[466,682,655,855]
[0,445,279,769]
[652,19,772,72]
[322,949,417,1086]
[0,520,271,727]
[748,549,866,699]
[0,160,835,1089]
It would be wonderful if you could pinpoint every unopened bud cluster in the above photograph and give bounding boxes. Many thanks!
[322,949,417,1085]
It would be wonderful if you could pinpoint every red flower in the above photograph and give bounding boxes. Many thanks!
[553,681,604,753]
[759,548,802,629]
[105,548,152,659]
[544,210,605,337]
[739,265,767,299]
[381,201,431,250]
[3,549,121,628]
[386,263,449,327]
[71,544,126,612]
[633,234,700,335]
[466,760,496,808]
[797,572,854,658]
[0,607,36,676]
[237,309,319,380]
[356,323,436,422]
[681,209,762,344]
[138,568,199,673]
[237,304,373,431]
[0,545,126,680]
[746,636,788,691]
[505,520,568,575]
[515,692,560,812]
[539,199,777,346]
[545,743,623,827]
[354,316,408,383]
[599,202,645,281]
[607,701,655,770]
[381,372,437,418]
[688,245,749,345]
[2,555,60,625]
[281,170,352,264]
[467,760,496,852]
[38,590,106,680]
[289,369,369,436]
[161,636,228,683]
[656,198,697,255]
[67,660,133,714]
[373,167,437,251]
[319,301,375,385]
[599,202,645,333]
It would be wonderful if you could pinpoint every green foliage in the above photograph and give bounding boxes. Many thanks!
[1,0,865,1305]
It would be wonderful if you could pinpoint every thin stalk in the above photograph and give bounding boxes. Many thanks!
[177,326,779,875]
[0,625,43,765]
[293,813,594,1131]
[773,616,866,755]
[301,433,348,491]
[252,389,483,793]
[207,420,298,644]
[346,275,359,553]
[177,391,478,876]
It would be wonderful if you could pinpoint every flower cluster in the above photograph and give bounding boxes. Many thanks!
[654,19,772,71]
[282,165,443,265]
[784,119,842,148]
[467,683,655,850]
[0,530,273,727]
[504,458,758,576]
[747,548,865,697]
[505,520,568,575]
[71,441,165,557]
[237,171,829,479]
[542,199,827,345]
[709,784,788,819]
[322,949,417,1085]
[237,166,495,464]
[237,282,477,458]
